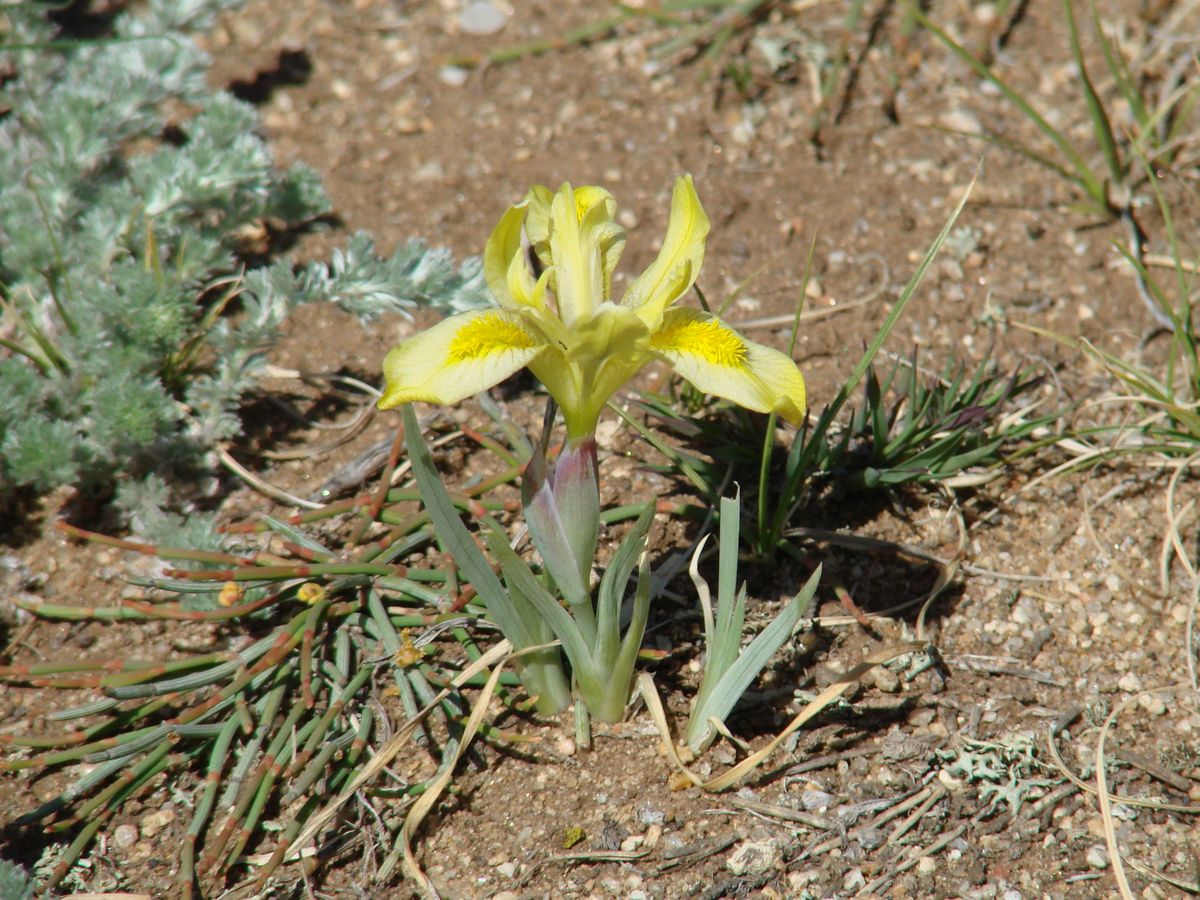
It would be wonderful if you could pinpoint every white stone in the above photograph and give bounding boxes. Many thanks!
[458,2,508,36]
[1117,672,1143,693]
[726,839,780,876]
[438,65,469,87]
[1086,844,1110,869]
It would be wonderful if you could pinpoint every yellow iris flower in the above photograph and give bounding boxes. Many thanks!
[378,175,807,438]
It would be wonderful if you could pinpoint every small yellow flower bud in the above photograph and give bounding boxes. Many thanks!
[297,582,327,605]
[393,629,424,668]
[218,581,243,607]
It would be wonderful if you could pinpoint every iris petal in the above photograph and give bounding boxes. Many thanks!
[378,309,546,409]
[622,174,710,328]
[484,204,535,310]
[650,308,807,424]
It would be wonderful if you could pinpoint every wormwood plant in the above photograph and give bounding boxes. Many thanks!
[0,859,33,900]
[0,0,488,512]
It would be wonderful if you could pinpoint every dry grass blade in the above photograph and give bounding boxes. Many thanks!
[1161,451,1200,592]
[637,640,927,792]
[1189,576,1200,701]
[1124,859,1200,894]
[916,499,966,642]
[288,639,512,857]
[1045,689,1200,815]
[725,796,834,831]
[388,650,512,898]
[216,444,325,510]
[1096,697,1137,900]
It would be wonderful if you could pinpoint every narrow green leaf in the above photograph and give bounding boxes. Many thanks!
[687,566,821,751]
[771,165,979,548]
[485,532,592,674]
[915,7,1104,205]
[1062,0,1123,188]
[594,503,654,664]
[402,406,537,649]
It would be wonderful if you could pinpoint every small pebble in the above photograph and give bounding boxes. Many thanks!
[1117,672,1143,693]
[438,65,469,86]
[1138,693,1167,716]
[495,861,517,878]
[908,708,937,727]
[801,789,835,811]
[637,803,664,825]
[139,808,175,839]
[726,839,780,876]
[974,3,998,25]
[1086,844,1110,869]
[917,856,937,874]
[458,1,508,36]
[113,823,139,849]
[857,827,885,851]
[843,868,866,891]
[872,667,901,693]
[555,736,577,756]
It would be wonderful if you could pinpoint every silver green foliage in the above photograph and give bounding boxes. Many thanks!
[0,1,489,512]
[0,859,32,900]
[937,733,1060,816]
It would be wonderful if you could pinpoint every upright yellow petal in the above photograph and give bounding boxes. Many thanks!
[523,184,556,272]
[650,308,806,424]
[621,174,710,329]
[378,310,547,410]
[548,183,601,326]
[566,303,652,393]
[578,194,626,300]
[484,203,539,310]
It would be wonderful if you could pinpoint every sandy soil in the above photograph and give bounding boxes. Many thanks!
[3,1,1199,897]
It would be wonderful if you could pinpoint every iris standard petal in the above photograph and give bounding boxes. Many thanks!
[544,303,651,437]
[378,309,547,410]
[621,174,710,327]
[548,183,602,326]
[484,204,537,310]
[650,308,807,424]
[523,184,556,271]
[576,188,625,298]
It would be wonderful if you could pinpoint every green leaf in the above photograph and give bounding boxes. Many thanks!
[687,565,821,752]
[914,6,1105,207]
[594,503,654,665]
[485,531,592,677]
[402,406,550,654]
